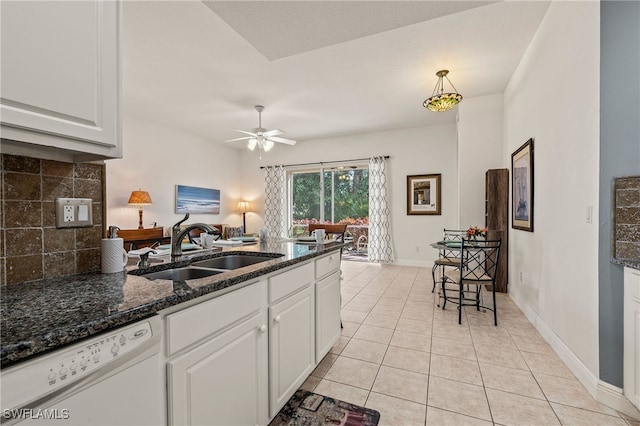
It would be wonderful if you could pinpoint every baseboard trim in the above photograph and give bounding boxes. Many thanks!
[597,381,640,420]
[517,300,599,395]
[509,292,640,419]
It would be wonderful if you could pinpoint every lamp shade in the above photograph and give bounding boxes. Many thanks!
[237,200,250,212]
[128,190,153,207]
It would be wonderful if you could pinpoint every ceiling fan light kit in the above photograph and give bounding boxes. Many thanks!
[423,70,463,112]
[226,105,296,157]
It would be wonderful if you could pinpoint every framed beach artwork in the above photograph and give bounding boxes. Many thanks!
[175,185,220,214]
[407,174,441,215]
[511,139,534,231]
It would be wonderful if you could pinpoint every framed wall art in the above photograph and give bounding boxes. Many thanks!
[511,138,534,231]
[407,174,441,215]
[175,185,220,214]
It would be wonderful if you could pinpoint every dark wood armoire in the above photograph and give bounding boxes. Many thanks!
[485,169,509,292]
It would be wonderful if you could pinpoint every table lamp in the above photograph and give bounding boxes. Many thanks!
[238,200,250,234]
[128,190,153,229]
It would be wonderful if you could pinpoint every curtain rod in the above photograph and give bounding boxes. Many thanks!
[259,155,390,169]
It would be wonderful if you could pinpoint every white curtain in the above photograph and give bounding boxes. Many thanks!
[263,165,287,239]
[368,156,393,262]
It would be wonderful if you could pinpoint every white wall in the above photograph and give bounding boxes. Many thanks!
[504,0,600,388]
[457,94,505,228]
[105,114,244,231]
[239,123,459,266]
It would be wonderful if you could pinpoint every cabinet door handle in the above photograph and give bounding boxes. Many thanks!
[274,315,281,324]
[258,325,267,334]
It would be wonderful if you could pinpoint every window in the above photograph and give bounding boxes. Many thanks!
[289,166,369,238]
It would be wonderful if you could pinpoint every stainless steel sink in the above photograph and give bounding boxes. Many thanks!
[135,253,284,281]
[141,267,223,281]
[191,254,283,270]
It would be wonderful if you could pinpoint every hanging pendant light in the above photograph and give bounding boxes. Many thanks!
[423,70,463,112]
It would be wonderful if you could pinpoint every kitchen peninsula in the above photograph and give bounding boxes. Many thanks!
[1,240,347,425]
[1,240,346,365]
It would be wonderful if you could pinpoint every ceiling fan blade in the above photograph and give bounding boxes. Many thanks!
[268,136,297,145]
[234,129,257,137]
[263,129,284,137]
[225,136,252,142]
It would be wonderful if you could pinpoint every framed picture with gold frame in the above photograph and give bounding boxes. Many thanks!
[407,174,441,215]
[511,138,534,231]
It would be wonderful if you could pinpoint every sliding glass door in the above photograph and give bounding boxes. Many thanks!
[289,166,369,255]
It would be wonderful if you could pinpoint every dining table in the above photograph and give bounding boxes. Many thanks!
[430,240,462,251]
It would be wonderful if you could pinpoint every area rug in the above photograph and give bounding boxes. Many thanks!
[269,390,380,426]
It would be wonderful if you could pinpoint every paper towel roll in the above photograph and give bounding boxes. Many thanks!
[101,238,127,274]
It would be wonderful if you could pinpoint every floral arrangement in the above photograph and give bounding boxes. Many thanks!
[466,226,488,240]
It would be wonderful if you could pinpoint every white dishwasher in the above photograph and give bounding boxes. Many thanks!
[1,316,164,426]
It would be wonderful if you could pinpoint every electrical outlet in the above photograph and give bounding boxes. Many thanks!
[55,198,93,228]
[416,246,420,253]
[519,271,523,282]
[63,205,75,222]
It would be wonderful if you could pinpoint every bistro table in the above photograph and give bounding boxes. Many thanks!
[430,240,462,251]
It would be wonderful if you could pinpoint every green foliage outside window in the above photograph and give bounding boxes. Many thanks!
[291,169,369,224]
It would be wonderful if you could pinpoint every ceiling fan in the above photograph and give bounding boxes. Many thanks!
[226,105,296,154]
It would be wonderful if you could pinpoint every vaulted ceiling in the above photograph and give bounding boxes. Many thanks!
[122,1,550,147]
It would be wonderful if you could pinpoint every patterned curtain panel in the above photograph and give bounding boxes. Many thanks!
[263,165,287,239]
[368,156,393,262]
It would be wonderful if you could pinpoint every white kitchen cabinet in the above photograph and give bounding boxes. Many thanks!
[315,251,341,280]
[162,252,343,424]
[0,0,121,162]
[624,267,640,410]
[166,282,268,426]
[269,284,315,418]
[316,270,342,362]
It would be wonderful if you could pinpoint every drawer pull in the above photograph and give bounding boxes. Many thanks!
[258,325,267,334]
[274,315,281,324]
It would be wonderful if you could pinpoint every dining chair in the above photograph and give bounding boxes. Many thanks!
[439,238,501,325]
[308,223,348,242]
[431,229,465,292]
[187,226,222,245]
[308,223,348,329]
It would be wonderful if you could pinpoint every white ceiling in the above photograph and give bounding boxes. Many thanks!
[122,0,550,148]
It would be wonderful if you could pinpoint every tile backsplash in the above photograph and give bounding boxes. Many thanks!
[614,176,640,265]
[1,153,105,285]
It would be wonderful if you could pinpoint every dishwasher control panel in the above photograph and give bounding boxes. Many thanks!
[43,322,152,388]
[0,320,155,413]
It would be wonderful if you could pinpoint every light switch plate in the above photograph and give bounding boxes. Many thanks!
[586,205,593,223]
[55,198,93,228]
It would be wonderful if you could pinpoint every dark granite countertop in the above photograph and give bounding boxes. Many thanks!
[612,258,640,271]
[1,240,347,367]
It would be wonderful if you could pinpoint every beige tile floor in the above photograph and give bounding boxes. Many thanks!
[300,261,640,426]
